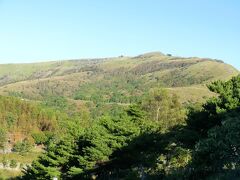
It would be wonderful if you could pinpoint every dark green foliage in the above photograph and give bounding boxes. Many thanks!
[0,128,7,150]
[175,75,240,178]
[2,156,8,168]
[6,112,17,128]
[193,113,240,173]
[206,75,240,114]
[161,69,214,87]
[16,75,240,179]
[22,89,188,179]
[23,136,76,179]
[9,159,17,168]
[31,132,48,145]
[12,139,33,154]
[22,108,146,179]
[74,75,144,104]
[42,96,68,110]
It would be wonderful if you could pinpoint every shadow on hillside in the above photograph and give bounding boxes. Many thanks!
[85,107,240,180]
[80,125,189,179]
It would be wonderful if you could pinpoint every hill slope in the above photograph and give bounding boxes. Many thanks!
[0,52,238,103]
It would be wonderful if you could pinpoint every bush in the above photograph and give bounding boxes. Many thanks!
[12,139,33,154]
[2,157,8,167]
[20,163,24,169]
[9,159,17,168]
[0,128,7,150]
[32,132,47,145]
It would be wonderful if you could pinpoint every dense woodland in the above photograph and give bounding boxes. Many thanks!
[0,75,236,179]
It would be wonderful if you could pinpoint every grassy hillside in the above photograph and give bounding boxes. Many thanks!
[0,52,238,103]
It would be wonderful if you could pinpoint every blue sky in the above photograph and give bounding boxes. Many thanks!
[0,0,239,69]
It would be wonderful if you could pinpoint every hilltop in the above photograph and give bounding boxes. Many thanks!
[0,52,238,103]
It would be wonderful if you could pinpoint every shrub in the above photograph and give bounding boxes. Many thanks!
[9,159,17,168]
[12,139,33,154]
[20,163,24,169]
[2,157,8,167]
[0,128,7,150]
[32,132,47,145]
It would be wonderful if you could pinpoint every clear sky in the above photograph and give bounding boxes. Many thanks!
[0,0,239,69]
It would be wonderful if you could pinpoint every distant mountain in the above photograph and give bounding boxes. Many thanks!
[0,52,238,103]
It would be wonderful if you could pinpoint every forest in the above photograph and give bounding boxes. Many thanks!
[0,75,239,179]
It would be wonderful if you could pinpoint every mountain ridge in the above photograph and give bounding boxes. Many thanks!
[0,52,238,103]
